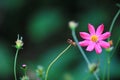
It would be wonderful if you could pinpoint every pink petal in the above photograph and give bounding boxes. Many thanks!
[86,41,95,51]
[96,24,104,35]
[88,24,95,35]
[99,32,111,40]
[95,43,102,54]
[99,41,110,48]
[79,40,90,46]
[80,32,90,40]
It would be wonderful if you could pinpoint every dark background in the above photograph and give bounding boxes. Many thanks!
[0,0,120,80]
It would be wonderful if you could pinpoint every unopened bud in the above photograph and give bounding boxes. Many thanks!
[36,65,45,78]
[68,21,78,30]
[67,39,76,46]
[88,63,99,73]
[15,34,24,49]
[108,40,113,46]
[106,46,114,52]
[21,76,29,80]
[21,64,27,70]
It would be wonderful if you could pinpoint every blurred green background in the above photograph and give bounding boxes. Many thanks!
[0,0,120,80]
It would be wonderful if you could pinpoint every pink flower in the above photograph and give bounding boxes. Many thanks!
[79,24,111,54]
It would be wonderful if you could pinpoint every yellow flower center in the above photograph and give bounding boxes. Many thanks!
[91,35,98,42]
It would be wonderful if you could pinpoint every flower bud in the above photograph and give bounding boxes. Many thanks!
[88,63,99,73]
[21,64,27,70]
[106,46,114,52]
[36,65,45,78]
[108,40,113,46]
[15,34,24,49]
[67,39,76,46]
[68,21,78,30]
[21,76,29,80]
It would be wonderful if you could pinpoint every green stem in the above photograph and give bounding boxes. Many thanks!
[45,44,71,80]
[72,30,90,65]
[71,29,99,80]
[102,64,106,80]
[106,8,120,80]
[108,9,120,41]
[116,3,120,8]
[107,64,110,80]
[107,54,110,80]
[24,69,27,76]
[102,52,107,80]
[14,49,19,80]
[110,37,120,59]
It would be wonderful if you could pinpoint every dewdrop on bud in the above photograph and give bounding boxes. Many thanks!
[68,21,78,30]
[15,34,24,49]
[88,63,99,73]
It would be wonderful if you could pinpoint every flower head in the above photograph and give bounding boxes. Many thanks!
[15,34,24,49]
[79,24,111,54]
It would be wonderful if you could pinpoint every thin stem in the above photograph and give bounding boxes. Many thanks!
[116,3,120,8]
[24,69,27,76]
[71,29,99,80]
[102,53,107,80]
[72,30,90,65]
[110,37,120,59]
[45,44,71,80]
[106,9,120,80]
[102,64,106,80]
[107,64,110,80]
[108,9,120,41]
[107,53,110,80]
[94,73,99,80]
[14,49,19,80]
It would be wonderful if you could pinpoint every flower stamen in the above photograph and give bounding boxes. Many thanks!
[91,35,98,42]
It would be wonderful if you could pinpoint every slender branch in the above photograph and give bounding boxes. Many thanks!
[14,49,19,80]
[106,8,120,80]
[107,53,110,80]
[102,53,107,80]
[45,44,71,80]
[71,29,99,80]
[116,3,120,8]
[108,9,120,41]
[110,37,120,59]
[72,30,90,65]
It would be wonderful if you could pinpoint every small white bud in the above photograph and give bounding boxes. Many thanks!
[15,34,24,49]
[68,21,78,30]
